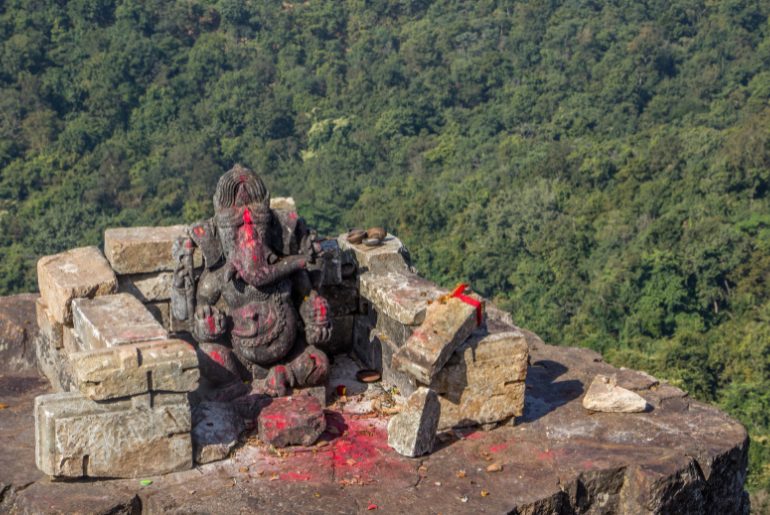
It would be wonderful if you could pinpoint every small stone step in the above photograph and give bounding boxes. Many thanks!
[72,293,168,351]
[387,387,440,457]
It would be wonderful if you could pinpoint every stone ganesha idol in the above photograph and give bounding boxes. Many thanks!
[171,164,333,396]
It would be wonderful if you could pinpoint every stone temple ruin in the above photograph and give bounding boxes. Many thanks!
[33,165,531,479]
[1,165,746,513]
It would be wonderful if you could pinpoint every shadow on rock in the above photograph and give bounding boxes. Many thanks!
[517,359,584,424]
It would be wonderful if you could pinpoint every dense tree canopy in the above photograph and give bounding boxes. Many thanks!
[1,0,769,497]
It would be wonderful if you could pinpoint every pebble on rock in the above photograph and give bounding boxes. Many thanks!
[582,374,649,413]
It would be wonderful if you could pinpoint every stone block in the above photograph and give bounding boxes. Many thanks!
[436,381,526,431]
[338,233,412,274]
[35,298,62,349]
[392,296,484,385]
[430,330,529,398]
[378,330,419,397]
[62,324,80,354]
[146,301,191,334]
[117,272,174,302]
[270,197,296,211]
[373,310,414,347]
[70,339,199,400]
[72,293,167,350]
[358,271,445,326]
[104,226,202,274]
[387,387,440,457]
[192,401,244,464]
[35,391,192,478]
[37,247,118,324]
[322,315,352,356]
[320,279,359,317]
[35,332,75,393]
[258,395,326,447]
[352,316,379,370]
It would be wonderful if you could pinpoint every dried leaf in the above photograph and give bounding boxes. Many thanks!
[456,470,466,478]
[0,403,8,410]
[481,490,490,497]
[486,463,502,473]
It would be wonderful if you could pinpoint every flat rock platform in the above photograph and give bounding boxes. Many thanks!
[0,295,748,514]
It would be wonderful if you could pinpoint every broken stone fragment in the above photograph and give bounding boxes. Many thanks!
[117,271,174,302]
[35,391,192,478]
[358,271,445,326]
[582,374,649,413]
[392,295,484,385]
[338,233,412,274]
[192,401,244,464]
[377,330,419,397]
[71,293,168,351]
[387,387,440,457]
[258,395,326,447]
[69,339,199,400]
[37,246,118,324]
[104,225,202,274]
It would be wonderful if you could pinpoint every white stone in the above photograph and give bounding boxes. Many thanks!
[582,374,649,413]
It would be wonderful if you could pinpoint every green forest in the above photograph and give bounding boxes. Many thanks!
[1,0,769,498]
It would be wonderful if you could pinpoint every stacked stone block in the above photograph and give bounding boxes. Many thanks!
[343,232,530,431]
[34,238,201,479]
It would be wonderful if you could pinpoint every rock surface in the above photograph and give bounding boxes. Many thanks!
[37,246,118,324]
[35,391,192,478]
[192,401,244,464]
[0,294,39,373]
[0,297,750,513]
[72,293,168,350]
[70,339,199,400]
[387,387,440,457]
[583,374,649,413]
[258,395,326,448]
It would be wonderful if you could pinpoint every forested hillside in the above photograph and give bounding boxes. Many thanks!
[1,0,769,494]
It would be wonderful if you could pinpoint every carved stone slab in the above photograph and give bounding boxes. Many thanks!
[35,391,192,478]
[104,226,201,274]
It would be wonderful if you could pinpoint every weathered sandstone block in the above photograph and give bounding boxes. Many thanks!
[392,296,484,385]
[37,247,117,324]
[104,226,201,274]
[35,298,62,349]
[62,324,80,354]
[117,271,174,302]
[430,330,529,397]
[35,391,192,478]
[387,387,440,457]
[338,233,412,274]
[70,339,199,400]
[72,293,167,350]
[378,330,420,397]
[35,332,75,393]
[358,271,444,326]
